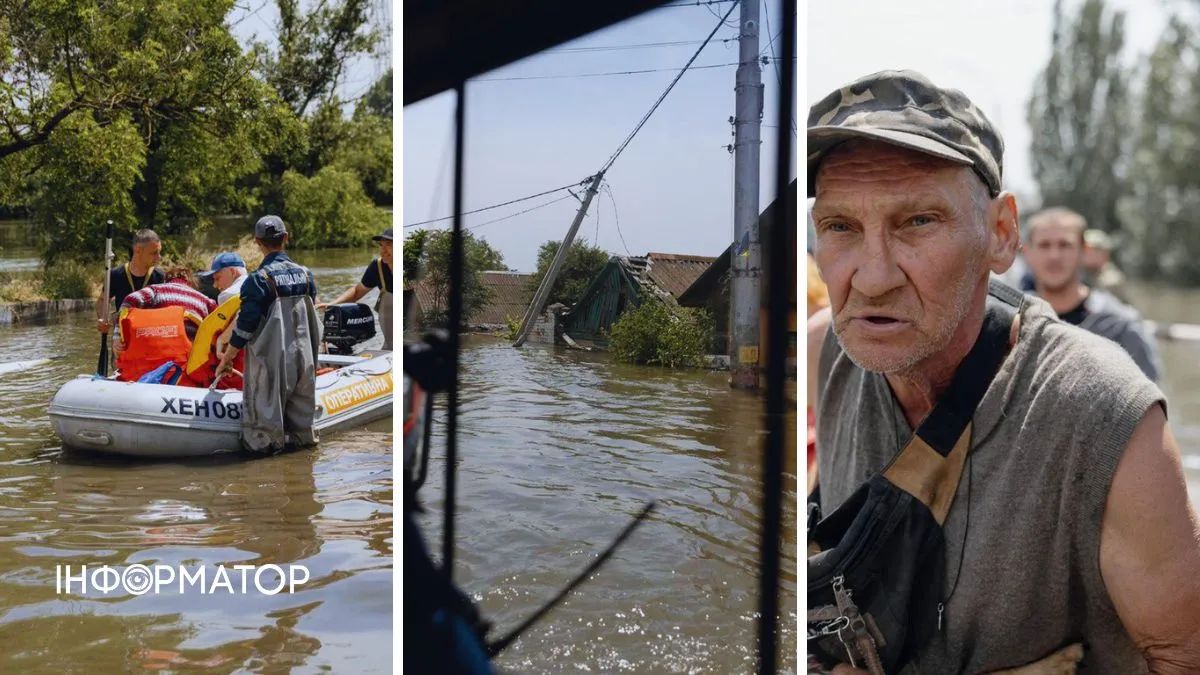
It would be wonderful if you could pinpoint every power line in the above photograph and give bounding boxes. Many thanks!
[404,177,592,229]
[604,182,632,256]
[466,194,576,231]
[474,61,746,82]
[546,38,737,54]
[761,1,796,135]
[600,0,742,174]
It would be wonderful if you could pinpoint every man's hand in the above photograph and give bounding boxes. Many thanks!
[215,345,239,379]
[97,318,111,334]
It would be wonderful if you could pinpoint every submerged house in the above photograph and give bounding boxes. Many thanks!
[560,252,715,346]
[678,179,798,362]
[405,271,534,332]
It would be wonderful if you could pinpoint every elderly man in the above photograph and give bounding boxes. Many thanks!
[198,251,249,305]
[1025,208,1159,381]
[807,71,1200,673]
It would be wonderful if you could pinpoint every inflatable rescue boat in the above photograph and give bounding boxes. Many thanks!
[49,303,392,458]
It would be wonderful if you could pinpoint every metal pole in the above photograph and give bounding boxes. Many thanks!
[729,0,764,389]
[512,171,605,348]
[443,81,466,578]
[757,0,794,671]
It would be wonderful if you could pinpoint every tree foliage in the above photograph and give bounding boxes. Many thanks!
[281,166,387,248]
[526,239,609,308]
[1027,0,1129,235]
[608,298,711,368]
[0,0,386,264]
[405,229,506,327]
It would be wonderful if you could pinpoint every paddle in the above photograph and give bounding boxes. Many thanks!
[96,219,114,377]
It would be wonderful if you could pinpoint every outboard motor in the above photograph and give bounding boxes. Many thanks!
[322,303,377,354]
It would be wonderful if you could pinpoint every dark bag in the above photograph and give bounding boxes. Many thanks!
[807,282,1024,673]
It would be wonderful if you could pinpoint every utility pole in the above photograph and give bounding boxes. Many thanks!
[729,0,763,389]
[512,171,605,348]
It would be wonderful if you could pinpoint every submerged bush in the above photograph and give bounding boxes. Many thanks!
[608,299,711,368]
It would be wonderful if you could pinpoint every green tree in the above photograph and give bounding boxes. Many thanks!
[1118,16,1200,281]
[526,239,609,307]
[410,229,505,327]
[280,166,388,248]
[1027,0,1130,234]
[608,298,711,368]
[403,229,429,284]
[256,0,378,119]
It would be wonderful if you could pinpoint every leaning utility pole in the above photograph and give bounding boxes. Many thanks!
[729,0,764,389]
[512,171,605,348]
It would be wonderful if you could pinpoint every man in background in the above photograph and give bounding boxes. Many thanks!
[96,228,165,335]
[1083,228,1132,304]
[1025,207,1160,381]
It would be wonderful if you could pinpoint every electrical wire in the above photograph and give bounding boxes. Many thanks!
[604,182,632,255]
[465,194,576,231]
[404,177,592,228]
[600,0,741,174]
[546,38,738,53]
[474,61,743,82]
[761,1,796,134]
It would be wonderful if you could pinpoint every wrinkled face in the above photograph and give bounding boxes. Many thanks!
[213,267,235,291]
[812,141,1000,374]
[379,240,393,265]
[134,241,163,267]
[1026,223,1082,293]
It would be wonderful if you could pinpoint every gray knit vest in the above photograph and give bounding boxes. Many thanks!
[816,294,1163,673]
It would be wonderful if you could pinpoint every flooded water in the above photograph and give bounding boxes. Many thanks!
[1125,283,1200,507]
[415,336,798,673]
[0,247,392,671]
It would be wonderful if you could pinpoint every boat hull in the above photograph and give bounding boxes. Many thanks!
[49,352,393,458]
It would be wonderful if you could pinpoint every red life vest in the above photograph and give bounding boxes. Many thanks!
[117,306,199,385]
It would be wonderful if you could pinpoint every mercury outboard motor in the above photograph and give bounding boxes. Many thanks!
[322,303,377,354]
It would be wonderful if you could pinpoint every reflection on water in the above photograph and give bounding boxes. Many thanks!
[417,336,797,673]
[0,250,392,672]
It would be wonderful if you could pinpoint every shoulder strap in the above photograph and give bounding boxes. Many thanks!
[124,263,135,291]
[378,258,389,293]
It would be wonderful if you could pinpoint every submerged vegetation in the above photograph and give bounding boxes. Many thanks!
[608,299,712,368]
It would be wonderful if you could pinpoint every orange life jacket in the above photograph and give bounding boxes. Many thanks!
[117,306,196,384]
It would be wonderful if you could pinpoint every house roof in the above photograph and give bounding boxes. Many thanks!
[677,179,798,306]
[474,271,534,326]
[406,271,533,327]
[642,253,718,299]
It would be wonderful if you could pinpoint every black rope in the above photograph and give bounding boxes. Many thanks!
[486,501,657,656]
[756,0,794,672]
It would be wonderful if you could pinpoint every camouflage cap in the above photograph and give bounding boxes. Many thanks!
[807,70,1003,198]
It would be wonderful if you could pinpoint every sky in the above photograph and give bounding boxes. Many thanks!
[401,1,797,272]
[808,0,1166,206]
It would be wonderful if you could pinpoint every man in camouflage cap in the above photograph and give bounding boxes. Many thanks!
[807,71,1200,673]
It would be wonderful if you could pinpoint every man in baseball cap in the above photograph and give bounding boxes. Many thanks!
[198,252,248,305]
[216,215,321,454]
[807,71,1195,673]
[321,226,395,349]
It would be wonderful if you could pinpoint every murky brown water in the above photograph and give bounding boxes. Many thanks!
[414,336,798,673]
[0,249,392,672]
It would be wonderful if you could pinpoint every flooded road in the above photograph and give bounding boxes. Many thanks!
[0,248,392,672]
[416,336,798,673]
